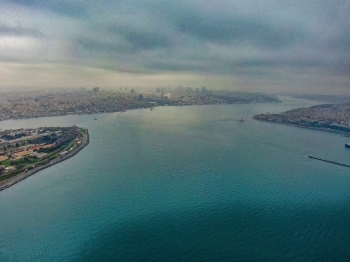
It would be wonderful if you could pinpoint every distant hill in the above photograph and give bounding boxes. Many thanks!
[292,95,350,104]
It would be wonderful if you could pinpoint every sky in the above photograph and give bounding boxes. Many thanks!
[0,0,349,94]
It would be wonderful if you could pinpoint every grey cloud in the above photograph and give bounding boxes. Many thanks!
[8,0,88,17]
[326,27,350,53]
[173,10,305,50]
[1,0,349,92]
[0,25,42,37]
[332,57,350,76]
[77,32,170,56]
[107,24,171,51]
[78,38,127,54]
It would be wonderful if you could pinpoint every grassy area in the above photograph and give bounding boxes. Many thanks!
[0,172,17,182]
[61,139,76,153]
[78,127,87,134]
[11,157,39,166]
[1,159,10,167]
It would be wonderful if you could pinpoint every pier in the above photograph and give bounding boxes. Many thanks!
[308,155,350,168]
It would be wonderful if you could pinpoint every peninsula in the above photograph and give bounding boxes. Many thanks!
[253,103,350,135]
[0,126,89,191]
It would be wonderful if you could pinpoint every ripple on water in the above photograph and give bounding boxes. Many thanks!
[74,200,350,262]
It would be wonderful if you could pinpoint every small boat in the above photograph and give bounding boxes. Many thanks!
[345,143,350,148]
[94,118,97,120]
[239,118,245,122]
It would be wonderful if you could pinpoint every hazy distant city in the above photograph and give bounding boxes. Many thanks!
[0,87,279,121]
[1,86,350,138]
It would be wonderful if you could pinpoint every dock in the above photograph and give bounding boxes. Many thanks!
[308,155,350,168]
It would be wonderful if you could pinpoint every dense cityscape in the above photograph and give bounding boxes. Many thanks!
[0,88,279,121]
[254,103,350,134]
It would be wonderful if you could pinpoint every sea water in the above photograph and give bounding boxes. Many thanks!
[0,97,350,261]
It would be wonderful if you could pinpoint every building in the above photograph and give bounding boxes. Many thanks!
[156,87,165,93]
[93,87,99,93]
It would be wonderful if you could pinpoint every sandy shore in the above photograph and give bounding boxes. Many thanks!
[0,130,89,192]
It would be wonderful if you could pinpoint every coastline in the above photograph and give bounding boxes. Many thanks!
[0,129,89,192]
[0,100,280,122]
[253,118,350,136]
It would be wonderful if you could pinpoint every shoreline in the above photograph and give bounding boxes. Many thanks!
[0,129,89,192]
[253,118,350,136]
[0,100,280,122]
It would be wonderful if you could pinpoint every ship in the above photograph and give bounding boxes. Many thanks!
[345,143,350,148]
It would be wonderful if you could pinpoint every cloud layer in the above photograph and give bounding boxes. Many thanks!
[1,0,349,93]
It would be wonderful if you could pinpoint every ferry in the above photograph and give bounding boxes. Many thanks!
[345,143,350,148]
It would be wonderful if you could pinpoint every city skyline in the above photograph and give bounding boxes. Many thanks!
[1,0,349,94]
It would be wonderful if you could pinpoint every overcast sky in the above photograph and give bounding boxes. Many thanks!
[0,0,349,94]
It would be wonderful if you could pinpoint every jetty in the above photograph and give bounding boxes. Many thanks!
[308,155,350,168]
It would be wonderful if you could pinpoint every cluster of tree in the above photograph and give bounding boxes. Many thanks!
[36,145,61,153]
[28,133,58,145]
[1,133,27,141]
[8,156,37,171]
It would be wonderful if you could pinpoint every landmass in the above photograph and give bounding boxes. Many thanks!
[253,103,350,135]
[291,94,350,104]
[0,126,89,191]
[0,88,279,121]
[0,89,279,190]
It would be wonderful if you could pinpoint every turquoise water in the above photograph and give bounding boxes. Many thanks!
[1,97,350,261]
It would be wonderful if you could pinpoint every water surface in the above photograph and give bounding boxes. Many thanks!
[1,97,350,261]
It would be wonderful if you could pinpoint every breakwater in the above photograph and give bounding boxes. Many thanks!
[0,130,89,191]
[308,155,350,168]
